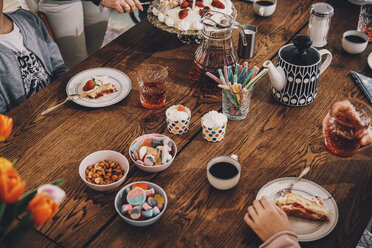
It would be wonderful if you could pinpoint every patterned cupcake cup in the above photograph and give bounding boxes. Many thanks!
[202,122,227,142]
[166,105,191,135]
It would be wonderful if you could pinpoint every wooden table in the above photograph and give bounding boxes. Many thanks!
[1,0,371,247]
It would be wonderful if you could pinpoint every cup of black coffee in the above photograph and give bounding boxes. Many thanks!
[342,30,369,54]
[207,155,241,190]
[253,0,276,17]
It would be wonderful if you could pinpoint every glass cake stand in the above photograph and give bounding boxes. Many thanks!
[147,5,237,44]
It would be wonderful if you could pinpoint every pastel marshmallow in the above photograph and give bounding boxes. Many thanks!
[129,143,140,153]
[157,203,163,210]
[132,151,138,160]
[136,160,145,165]
[130,206,142,220]
[142,209,153,219]
[162,141,169,164]
[147,197,158,207]
[142,202,152,211]
[121,204,133,214]
[145,188,155,197]
[138,146,147,160]
[152,140,163,147]
[144,155,155,166]
[152,206,160,216]
[127,187,146,206]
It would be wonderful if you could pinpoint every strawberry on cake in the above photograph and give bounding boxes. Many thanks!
[151,0,234,32]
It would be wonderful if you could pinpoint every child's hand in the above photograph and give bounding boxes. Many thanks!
[244,196,291,242]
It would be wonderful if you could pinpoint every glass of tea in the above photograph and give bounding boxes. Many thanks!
[357,2,372,42]
[322,98,372,157]
[137,64,168,109]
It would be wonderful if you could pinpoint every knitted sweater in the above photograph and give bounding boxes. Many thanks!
[0,9,66,113]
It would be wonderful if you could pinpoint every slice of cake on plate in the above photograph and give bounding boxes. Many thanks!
[276,192,330,222]
[82,76,117,99]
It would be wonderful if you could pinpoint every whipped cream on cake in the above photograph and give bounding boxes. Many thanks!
[152,0,234,32]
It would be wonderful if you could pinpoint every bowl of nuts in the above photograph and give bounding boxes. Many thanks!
[79,150,129,191]
[129,133,177,173]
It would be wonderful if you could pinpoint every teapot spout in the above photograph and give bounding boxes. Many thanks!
[263,60,286,91]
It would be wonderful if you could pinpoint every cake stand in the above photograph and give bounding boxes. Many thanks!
[147,5,237,44]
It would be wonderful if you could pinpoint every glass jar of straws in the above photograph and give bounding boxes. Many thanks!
[222,87,253,120]
[206,62,268,121]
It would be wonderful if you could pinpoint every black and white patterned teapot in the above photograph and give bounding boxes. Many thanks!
[263,34,332,106]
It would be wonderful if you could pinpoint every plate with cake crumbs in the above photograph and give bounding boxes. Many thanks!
[256,177,339,242]
[66,68,131,108]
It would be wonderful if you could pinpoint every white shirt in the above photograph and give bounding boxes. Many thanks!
[0,23,27,52]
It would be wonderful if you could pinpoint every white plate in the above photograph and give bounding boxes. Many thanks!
[66,68,131,108]
[348,0,369,5]
[256,177,339,242]
[368,52,372,70]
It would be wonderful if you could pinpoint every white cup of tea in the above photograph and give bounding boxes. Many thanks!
[253,0,277,17]
[207,155,241,190]
[342,30,369,54]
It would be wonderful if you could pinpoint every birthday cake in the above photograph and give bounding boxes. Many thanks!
[151,0,234,32]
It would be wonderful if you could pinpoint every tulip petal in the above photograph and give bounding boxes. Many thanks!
[0,157,12,173]
[0,115,13,141]
[7,181,25,203]
[0,168,24,203]
[32,204,53,225]
[37,184,66,205]
[28,193,59,225]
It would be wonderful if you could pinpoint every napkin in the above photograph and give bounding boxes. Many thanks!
[350,71,372,104]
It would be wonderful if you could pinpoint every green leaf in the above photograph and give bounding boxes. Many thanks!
[51,179,63,187]
[16,179,63,216]
[0,204,17,239]
[2,213,33,248]
[15,191,37,217]
[0,203,5,224]
[0,179,63,240]
[11,159,17,166]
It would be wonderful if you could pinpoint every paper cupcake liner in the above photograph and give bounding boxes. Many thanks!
[202,123,227,142]
[167,116,190,134]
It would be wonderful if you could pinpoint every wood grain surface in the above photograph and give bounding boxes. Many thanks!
[1,0,371,247]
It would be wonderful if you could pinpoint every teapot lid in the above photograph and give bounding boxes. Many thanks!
[279,34,320,66]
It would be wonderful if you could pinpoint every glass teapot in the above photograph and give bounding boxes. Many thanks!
[194,10,247,83]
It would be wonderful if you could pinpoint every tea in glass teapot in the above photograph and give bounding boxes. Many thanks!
[194,10,247,83]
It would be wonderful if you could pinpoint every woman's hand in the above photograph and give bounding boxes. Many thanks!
[102,0,143,13]
[244,196,291,242]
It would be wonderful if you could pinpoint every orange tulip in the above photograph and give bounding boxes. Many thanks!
[0,167,25,203]
[0,157,13,173]
[27,192,58,225]
[0,114,13,142]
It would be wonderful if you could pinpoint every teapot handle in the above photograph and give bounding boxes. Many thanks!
[319,49,332,75]
[233,22,247,46]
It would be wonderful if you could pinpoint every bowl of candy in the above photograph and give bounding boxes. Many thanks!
[114,181,168,227]
[129,133,177,173]
[79,150,130,191]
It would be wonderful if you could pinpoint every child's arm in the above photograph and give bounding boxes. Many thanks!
[244,196,300,248]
